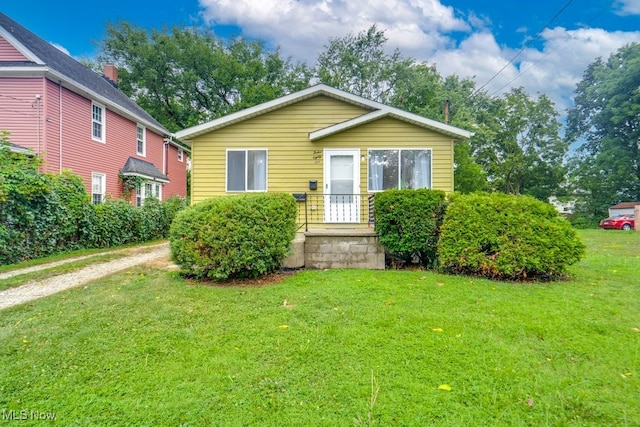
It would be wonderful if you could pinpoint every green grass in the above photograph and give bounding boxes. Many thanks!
[0,230,638,426]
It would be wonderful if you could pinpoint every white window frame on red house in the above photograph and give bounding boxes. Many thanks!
[135,181,162,207]
[91,172,106,204]
[177,148,184,162]
[92,102,105,143]
[136,124,146,156]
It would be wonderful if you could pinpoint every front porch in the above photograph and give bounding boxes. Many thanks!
[283,228,385,270]
[283,193,385,270]
[293,193,375,231]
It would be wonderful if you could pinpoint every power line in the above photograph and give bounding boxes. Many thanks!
[489,31,574,97]
[472,0,574,97]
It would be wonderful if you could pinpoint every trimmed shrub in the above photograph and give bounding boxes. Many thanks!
[374,189,447,267]
[169,193,297,281]
[437,192,585,280]
[162,196,188,229]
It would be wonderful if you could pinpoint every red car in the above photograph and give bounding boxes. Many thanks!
[599,214,635,230]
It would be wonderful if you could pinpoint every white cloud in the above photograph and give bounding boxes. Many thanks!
[198,0,640,116]
[199,0,468,61]
[614,0,640,15]
[439,27,640,112]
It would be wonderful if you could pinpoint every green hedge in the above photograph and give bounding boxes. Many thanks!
[169,193,297,281]
[437,192,585,280]
[1,143,91,263]
[373,189,447,267]
[1,137,186,264]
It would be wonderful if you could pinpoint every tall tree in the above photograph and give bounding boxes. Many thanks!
[316,28,488,193]
[98,22,312,132]
[472,88,566,199]
[566,43,640,215]
[392,66,489,192]
[315,25,413,103]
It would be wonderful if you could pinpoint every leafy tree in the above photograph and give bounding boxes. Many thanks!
[471,88,566,199]
[316,28,490,192]
[370,60,487,192]
[566,43,640,217]
[315,25,414,103]
[98,22,312,132]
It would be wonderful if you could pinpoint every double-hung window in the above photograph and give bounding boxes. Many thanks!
[92,102,105,142]
[226,149,267,192]
[368,149,432,191]
[177,148,184,162]
[91,173,105,204]
[136,125,146,156]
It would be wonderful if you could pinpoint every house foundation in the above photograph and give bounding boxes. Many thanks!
[282,228,385,270]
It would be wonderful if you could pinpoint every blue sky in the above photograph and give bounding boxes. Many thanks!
[3,0,639,112]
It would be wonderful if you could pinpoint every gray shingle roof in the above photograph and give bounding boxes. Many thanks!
[121,157,169,183]
[1,141,34,155]
[0,12,168,135]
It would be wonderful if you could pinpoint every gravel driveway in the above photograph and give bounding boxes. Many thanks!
[0,242,172,311]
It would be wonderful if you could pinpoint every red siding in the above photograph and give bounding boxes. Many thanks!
[0,78,45,151]
[164,144,188,199]
[1,77,187,201]
[0,36,27,61]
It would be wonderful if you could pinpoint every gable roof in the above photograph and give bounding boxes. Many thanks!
[174,84,473,142]
[0,12,169,137]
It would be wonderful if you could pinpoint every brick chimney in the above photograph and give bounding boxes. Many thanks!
[103,64,118,86]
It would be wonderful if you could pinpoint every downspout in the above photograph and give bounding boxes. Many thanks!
[163,137,170,200]
[59,82,63,173]
[34,94,41,156]
[163,137,169,175]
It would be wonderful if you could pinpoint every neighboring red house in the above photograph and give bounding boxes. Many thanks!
[0,12,188,205]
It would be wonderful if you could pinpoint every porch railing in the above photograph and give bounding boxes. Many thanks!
[293,193,375,232]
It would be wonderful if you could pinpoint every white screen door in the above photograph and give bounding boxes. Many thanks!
[324,149,360,223]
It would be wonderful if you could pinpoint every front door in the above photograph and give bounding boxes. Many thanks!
[324,149,360,223]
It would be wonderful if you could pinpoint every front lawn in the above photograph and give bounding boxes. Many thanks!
[0,230,638,425]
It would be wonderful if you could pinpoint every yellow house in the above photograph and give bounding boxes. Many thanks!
[175,84,472,230]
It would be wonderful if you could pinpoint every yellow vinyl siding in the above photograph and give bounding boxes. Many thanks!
[190,95,455,206]
[190,96,371,202]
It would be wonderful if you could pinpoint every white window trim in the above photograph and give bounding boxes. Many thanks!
[91,172,106,204]
[136,124,146,156]
[177,148,184,162]
[135,180,163,206]
[367,148,433,192]
[225,148,268,193]
[91,102,106,143]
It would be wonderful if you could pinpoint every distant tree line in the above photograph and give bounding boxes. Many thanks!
[96,22,640,225]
